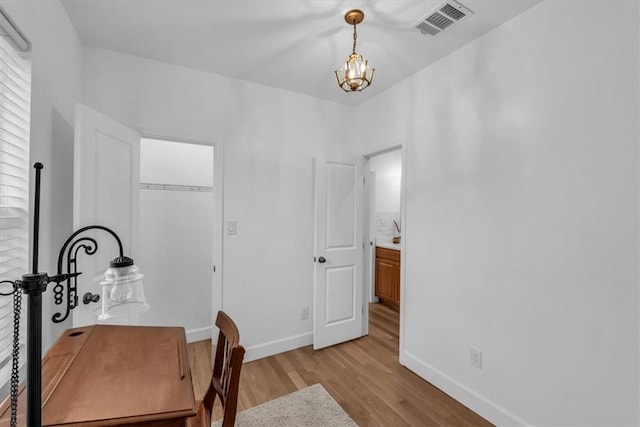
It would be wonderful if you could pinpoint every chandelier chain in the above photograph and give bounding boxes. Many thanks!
[352,21,357,54]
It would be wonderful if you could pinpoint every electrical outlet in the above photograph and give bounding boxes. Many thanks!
[470,348,482,369]
[300,306,309,320]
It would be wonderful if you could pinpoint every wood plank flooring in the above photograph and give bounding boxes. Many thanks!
[187,303,492,426]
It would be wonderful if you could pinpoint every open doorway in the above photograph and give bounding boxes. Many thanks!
[364,147,403,338]
[138,137,215,342]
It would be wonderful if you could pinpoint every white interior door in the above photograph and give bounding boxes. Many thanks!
[313,154,364,350]
[72,103,140,327]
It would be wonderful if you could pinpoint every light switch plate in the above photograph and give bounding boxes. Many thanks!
[227,221,237,235]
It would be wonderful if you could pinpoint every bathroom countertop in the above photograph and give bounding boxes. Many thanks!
[376,242,401,251]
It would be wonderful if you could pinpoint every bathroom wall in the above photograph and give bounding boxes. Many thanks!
[369,150,401,243]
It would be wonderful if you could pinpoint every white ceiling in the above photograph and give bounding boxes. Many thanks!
[61,0,543,105]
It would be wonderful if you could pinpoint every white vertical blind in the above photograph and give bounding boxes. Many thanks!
[0,30,31,389]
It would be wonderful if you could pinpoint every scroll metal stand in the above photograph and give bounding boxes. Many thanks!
[0,163,134,427]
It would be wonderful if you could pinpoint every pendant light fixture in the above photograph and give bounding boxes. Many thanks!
[334,9,375,92]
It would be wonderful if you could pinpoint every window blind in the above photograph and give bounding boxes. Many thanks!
[0,29,31,391]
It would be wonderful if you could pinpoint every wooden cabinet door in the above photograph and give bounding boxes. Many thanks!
[375,247,400,310]
[392,262,401,307]
[375,258,396,304]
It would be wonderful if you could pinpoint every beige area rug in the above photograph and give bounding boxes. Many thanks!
[212,384,358,427]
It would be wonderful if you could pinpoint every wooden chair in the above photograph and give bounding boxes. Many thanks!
[188,311,246,427]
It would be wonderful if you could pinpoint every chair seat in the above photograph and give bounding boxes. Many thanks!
[186,400,210,427]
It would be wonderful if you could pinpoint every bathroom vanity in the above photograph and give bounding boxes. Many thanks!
[375,243,401,310]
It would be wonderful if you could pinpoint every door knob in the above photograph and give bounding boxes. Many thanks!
[318,256,326,263]
[83,292,100,304]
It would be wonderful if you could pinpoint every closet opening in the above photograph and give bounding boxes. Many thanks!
[138,137,214,342]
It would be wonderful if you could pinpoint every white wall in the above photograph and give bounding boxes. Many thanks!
[6,0,638,423]
[370,150,401,214]
[369,150,401,243]
[139,139,213,341]
[1,0,83,351]
[141,138,213,186]
[357,1,639,425]
[81,47,354,360]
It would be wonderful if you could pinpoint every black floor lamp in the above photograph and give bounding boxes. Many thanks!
[0,163,148,427]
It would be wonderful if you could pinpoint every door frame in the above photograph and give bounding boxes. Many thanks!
[361,168,376,338]
[140,129,225,341]
[361,138,407,360]
[365,169,378,305]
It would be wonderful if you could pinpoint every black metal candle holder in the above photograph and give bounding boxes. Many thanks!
[0,163,138,427]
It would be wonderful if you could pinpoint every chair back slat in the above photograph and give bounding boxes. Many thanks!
[202,311,245,427]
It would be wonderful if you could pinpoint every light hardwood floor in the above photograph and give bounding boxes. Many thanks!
[187,303,492,426]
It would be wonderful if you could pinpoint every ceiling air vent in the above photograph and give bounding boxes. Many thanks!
[415,0,474,37]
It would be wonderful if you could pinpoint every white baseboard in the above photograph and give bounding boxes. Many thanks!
[244,332,313,362]
[186,326,212,343]
[402,350,531,427]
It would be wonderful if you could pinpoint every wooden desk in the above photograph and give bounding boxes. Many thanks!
[0,325,197,426]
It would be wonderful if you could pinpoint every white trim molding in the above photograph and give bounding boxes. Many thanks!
[244,332,313,363]
[186,326,213,343]
[402,350,531,427]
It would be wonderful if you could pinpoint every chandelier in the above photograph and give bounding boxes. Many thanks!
[334,9,375,92]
